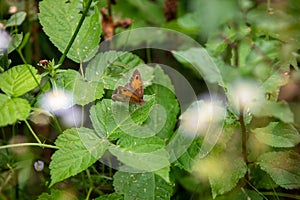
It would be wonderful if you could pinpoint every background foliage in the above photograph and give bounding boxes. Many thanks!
[0,0,300,199]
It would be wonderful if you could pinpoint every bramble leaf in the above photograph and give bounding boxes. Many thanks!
[109,134,169,172]
[215,188,263,200]
[95,193,123,200]
[252,122,300,148]
[49,128,108,187]
[172,47,222,84]
[209,157,246,198]
[90,98,155,140]
[5,11,27,28]
[252,101,294,123]
[8,33,23,53]
[0,94,31,127]
[193,153,247,198]
[113,171,173,200]
[0,64,41,97]
[39,0,101,62]
[37,189,77,200]
[145,67,179,139]
[109,145,169,172]
[258,151,300,189]
[85,51,147,90]
[55,69,104,106]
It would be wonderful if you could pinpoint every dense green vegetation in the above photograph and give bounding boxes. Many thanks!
[0,0,300,199]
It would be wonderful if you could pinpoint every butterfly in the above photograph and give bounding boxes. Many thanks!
[111,69,145,105]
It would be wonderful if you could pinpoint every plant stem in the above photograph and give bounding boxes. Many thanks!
[86,187,93,200]
[17,49,42,90]
[17,49,27,64]
[262,192,300,200]
[24,120,42,144]
[239,106,250,180]
[80,61,85,79]
[58,0,93,65]
[146,48,151,63]
[0,142,59,150]
[52,115,63,134]
[107,0,112,17]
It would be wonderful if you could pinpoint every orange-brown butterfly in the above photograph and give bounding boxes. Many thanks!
[111,69,145,105]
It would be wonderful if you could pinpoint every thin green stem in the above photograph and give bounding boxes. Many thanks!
[107,0,112,16]
[239,106,250,181]
[243,179,268,200]
[17,49,27,64]
[84,169,93,200]
[52,115,63,134]
[24,120,42,144]
[85,187,93,200]
[86,169,92,186]
[262,192,300,200]
[58,0,93,65]
[80,61,85,79]
[0,143,59,150]
[17,49,42,91]
[146,48,151,63]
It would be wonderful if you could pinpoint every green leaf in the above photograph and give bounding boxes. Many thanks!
[113,171,173,200]
[109,143,169,172]
[38,0,101,62]
[8,33,23,53]
[113,0,165,27]
[4,11,27,28]
[258,151,300,189]
[90,97,156,140]
[0,64,41,97]
[262,71,289,100]
[252,101,294,123]
[252,122,300,148]
[95,193,123,200]
[154,166,170,184]
[172,47,222,84]
[85,51,146,89]
[108,135,170,173]
[215,188,263,200]
[49,127,109,187]
[188,0,239,35]
[175,139,201,172]
[193,153,247,198]
[0,94,31,127]
[150,66,174,92]
[247,4,298,42]
[249,164,278,190]
[37,189,78,200]
[90,99,117,138]
[56,69,104,106]
[111,97,158,138]
[90,65,172,140]
[117,135,165,153]
[209,157,246,198]
[145,67,179,139]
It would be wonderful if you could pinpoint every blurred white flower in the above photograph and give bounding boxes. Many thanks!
[40,89,73,115]
[180,100,226,137]
[60,106,83,128]
[0,30,11,53]
[228,80,265,112]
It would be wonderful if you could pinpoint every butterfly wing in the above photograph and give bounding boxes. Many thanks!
[112,86,142,105]
[127,69,144,98]
[111,69,144,105]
